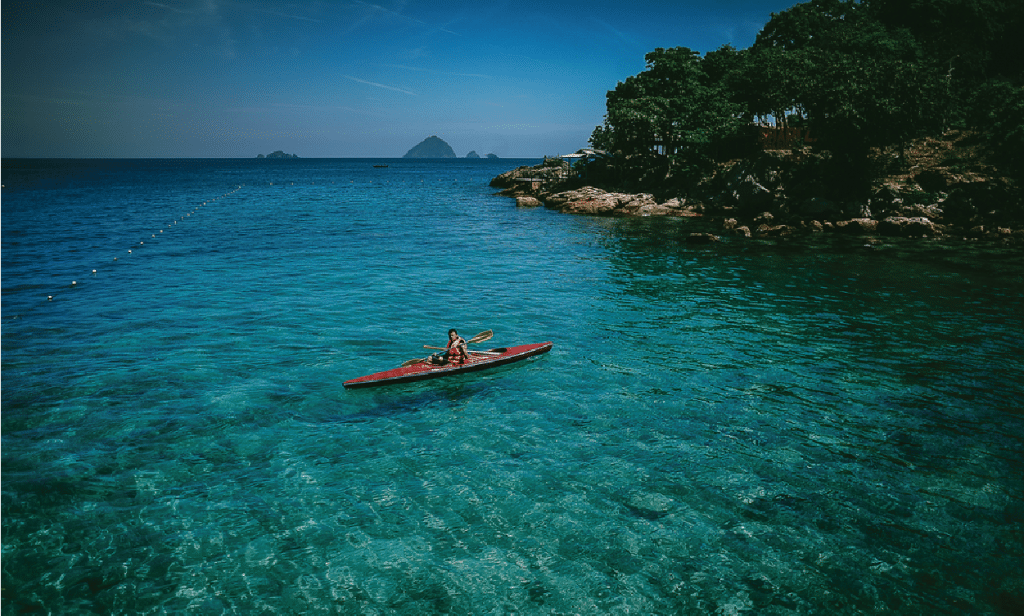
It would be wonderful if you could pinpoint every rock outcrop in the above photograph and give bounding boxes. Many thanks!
[490,149,1022,243]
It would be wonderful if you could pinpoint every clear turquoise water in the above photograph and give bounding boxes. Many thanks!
[3,158,1023,614]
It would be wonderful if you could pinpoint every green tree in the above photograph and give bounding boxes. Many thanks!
[750,0,942,187]
[971,79,1024,181]
[590,46,744,187]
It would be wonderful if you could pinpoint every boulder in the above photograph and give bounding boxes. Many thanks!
[878,216,941,237]
[638,203,674,216]
[563,197,618,215]
[899,203,943,220]
[516,196,542,208]
[490,165,538,189]
[489,162,565,188]
[835,219,879,234]
[756,224,793,237]
[544,187,666,216]
[546,187,617,215]
[663,198,704,217]
[613,193,659,215]
[686,233,720,244]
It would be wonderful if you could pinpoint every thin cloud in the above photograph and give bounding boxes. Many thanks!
[352,1,459,36]
[343,75,417,95]
[143,1,192,15]
[386,64,492,79]
[270,102,368,114]
[249,6,325,24]
[590,17,647,53]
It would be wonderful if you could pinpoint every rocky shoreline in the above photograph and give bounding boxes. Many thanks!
[491,143,1023,245]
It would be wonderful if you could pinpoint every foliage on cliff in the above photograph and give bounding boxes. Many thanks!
[588,0,1023,195]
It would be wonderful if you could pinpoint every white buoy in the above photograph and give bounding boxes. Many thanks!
[48,296,53,301]
[72,281,77,286]
[128,250,132,253]
[114,257,118,261]
[92,269,97,274]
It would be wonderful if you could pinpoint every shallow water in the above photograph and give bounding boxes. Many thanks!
[3,158,1023,614]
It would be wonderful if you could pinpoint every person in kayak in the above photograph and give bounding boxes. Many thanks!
[427,329,469,365]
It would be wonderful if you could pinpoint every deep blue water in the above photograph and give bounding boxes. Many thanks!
[2,158,1023,614]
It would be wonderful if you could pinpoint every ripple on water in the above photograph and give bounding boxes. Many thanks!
[2,159,1022,614]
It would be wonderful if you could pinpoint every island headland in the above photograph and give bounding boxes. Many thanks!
[492,132,1022,244]
[492,0,1022,244]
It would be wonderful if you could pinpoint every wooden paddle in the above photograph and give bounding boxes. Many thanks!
[467,330,493,344]
[401,330,494,366]
[423,345,500,355]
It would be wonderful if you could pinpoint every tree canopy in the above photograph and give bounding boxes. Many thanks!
[589,0,1024,190]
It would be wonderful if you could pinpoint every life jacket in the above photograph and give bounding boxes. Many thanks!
[446,337,467,363]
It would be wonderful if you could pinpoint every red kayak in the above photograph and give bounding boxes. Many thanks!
[344,342,553,389]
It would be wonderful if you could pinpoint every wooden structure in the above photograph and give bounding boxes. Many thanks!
[757,126,815,150]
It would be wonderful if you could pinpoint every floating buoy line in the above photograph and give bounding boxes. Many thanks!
[43,185,246,303]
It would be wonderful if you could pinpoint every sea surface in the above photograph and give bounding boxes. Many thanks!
[2,158,1023,615]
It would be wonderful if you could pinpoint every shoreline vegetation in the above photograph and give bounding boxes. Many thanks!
[493,0,1022,244]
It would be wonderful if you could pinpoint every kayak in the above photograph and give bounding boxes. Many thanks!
[344,342,553,389]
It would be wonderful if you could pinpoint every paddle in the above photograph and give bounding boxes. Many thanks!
[467,330,493,344]
[423,345,500,355]
[401,330,494,366]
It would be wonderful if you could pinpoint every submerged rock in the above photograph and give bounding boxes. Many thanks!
[686,233,719,244]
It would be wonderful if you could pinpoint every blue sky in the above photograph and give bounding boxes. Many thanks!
[2,0,797,158]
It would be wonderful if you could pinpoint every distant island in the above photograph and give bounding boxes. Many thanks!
[466,151,500,159]
[486,153,499,159]
[257,151,298,159]
[403,136,456,158]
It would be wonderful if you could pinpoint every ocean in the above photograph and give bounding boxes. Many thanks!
[2,157,1023,614]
